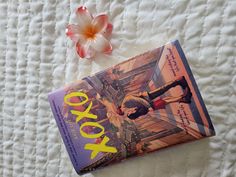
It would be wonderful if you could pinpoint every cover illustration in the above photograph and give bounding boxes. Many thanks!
[48,40,215,174]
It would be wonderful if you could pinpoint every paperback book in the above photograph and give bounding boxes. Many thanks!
[48,40,215,174]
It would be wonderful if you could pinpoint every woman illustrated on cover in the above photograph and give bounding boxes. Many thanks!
[95,75,193,154]
[117,76,192,120]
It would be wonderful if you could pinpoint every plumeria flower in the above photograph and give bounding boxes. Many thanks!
[66,6,113,59]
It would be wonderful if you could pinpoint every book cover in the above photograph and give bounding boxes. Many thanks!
[48,40,215,174]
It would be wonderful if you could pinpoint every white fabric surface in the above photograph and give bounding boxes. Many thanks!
[0,0,235,177]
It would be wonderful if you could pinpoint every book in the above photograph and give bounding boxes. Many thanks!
[48,40,215,174]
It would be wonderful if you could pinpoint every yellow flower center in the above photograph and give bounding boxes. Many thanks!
[83,25,98,39]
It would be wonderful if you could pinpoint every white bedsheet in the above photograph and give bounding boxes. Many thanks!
[0,0,235,177]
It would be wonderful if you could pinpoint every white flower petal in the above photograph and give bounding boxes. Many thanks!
[76,41,95,58]
[66,24,84,42]
[92,14,108,33]
[103,23,113,39]
[90,34,112,53]
[76,6,93,29]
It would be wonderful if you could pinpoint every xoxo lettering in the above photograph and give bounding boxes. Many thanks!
[64,91,117,159]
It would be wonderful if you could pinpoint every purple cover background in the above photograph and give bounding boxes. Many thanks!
[48,89,103,172]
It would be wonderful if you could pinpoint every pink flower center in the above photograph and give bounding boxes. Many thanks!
[83,25,98,40]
